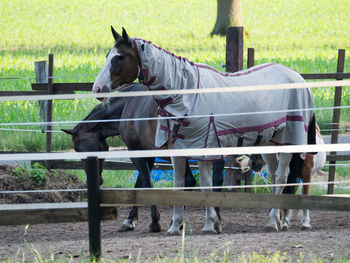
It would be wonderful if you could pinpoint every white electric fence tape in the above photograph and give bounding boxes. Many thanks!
[0,143,349,161]
[1,105,350,128]
[0,80,349,102]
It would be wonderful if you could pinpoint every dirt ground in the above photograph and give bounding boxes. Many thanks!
[0,165,350,262]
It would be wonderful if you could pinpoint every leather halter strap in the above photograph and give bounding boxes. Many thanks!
[132,39,144,83]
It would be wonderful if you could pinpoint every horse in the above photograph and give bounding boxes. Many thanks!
[92,27,316,234]
[246,124,325,229]
[248,124,326,229]
[62,83,199,232]
[249,124,326,176]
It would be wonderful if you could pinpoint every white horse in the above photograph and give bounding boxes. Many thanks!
[92,27,316,234]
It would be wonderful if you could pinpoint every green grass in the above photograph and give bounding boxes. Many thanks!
[1,0,350,151]
[4,240,350,262]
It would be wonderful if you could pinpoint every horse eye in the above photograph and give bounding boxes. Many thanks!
[111,55,124,75]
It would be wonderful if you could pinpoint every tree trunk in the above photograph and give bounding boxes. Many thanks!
[211,0,243,36]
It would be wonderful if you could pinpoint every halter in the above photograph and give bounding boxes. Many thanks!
[132,39,145,83]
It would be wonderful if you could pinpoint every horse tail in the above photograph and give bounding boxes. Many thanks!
[308,114,317,148]
[283,153,303,194]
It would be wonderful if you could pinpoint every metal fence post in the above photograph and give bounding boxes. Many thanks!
[86,156,101,261]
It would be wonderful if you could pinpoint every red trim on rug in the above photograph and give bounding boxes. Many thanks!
[217,115,306,136]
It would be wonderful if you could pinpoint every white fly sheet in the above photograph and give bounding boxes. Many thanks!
[133,39,315,160]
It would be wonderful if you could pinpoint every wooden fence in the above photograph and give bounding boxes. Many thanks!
[27,47,350,194]
[2,157,349,260]
[0,27,349,194]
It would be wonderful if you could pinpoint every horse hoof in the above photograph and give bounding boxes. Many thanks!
[118,224,135,232]
[263,224,278,232]
[214,221,222,234]
[281,223,290,231]
[301,224,311,230]
[201,228,217,235]
[166,230,181,236]
[149,223,161,233]
[281,225,289,231]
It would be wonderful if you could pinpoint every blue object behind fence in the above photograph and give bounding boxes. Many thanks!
[131,158,277,184]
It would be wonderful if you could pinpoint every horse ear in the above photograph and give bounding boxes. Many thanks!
[122,27,132,46]
[111,26,122,41]
[61,129,77,136]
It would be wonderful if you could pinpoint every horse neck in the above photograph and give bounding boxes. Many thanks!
[77,98,126,134]
[134,38,197,90]
[104,97,127,119]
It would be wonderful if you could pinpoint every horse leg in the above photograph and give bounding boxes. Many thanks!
[199,161,222,234]
[212,159,225,221]
[281,153,301,230]
[145,157,162,232]
[119,157,161,233]
[300,154,314,230]
[167,157,186,235]
[263,153,292,231]
[185,159,196,188]
[118,169,141,232]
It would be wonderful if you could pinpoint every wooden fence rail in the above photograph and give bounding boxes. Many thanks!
[100,189,350,211]
[0,202,117,226]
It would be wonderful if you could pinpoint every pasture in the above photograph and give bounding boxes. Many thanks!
[1,0,350,262]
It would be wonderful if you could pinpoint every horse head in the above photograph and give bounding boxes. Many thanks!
[92,27,139,96]
[62,123,119,186]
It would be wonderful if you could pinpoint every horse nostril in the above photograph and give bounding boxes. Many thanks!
[101,85,110,93]
[93,86,101,93]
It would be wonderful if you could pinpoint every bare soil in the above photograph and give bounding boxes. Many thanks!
[0,164,86,204]
[0,165,350,262]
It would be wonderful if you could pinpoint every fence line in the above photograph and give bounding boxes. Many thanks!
[1,104,349,128]
[1,79,350,102]
[1,127,347,133]
[0,143,349,161]
[2,71,350,81]
[0,37,348,261]
[0,179,349,195]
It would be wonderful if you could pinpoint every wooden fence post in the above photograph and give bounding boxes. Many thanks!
[86,156,101,261]
[45,54,54,169]
[247,48,255,68]
[34,61,48,132]
[226,27,243,72]
[225,26,252,191]
[328,49,346,194]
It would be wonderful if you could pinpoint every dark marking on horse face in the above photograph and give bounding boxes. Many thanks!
[110,54,125,76]
[73,133,109,153]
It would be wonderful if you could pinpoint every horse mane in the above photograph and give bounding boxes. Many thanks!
[115,38,127,48]
[74,83,145,132]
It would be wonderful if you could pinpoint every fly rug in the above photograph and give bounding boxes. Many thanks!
[92,27,316,234]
